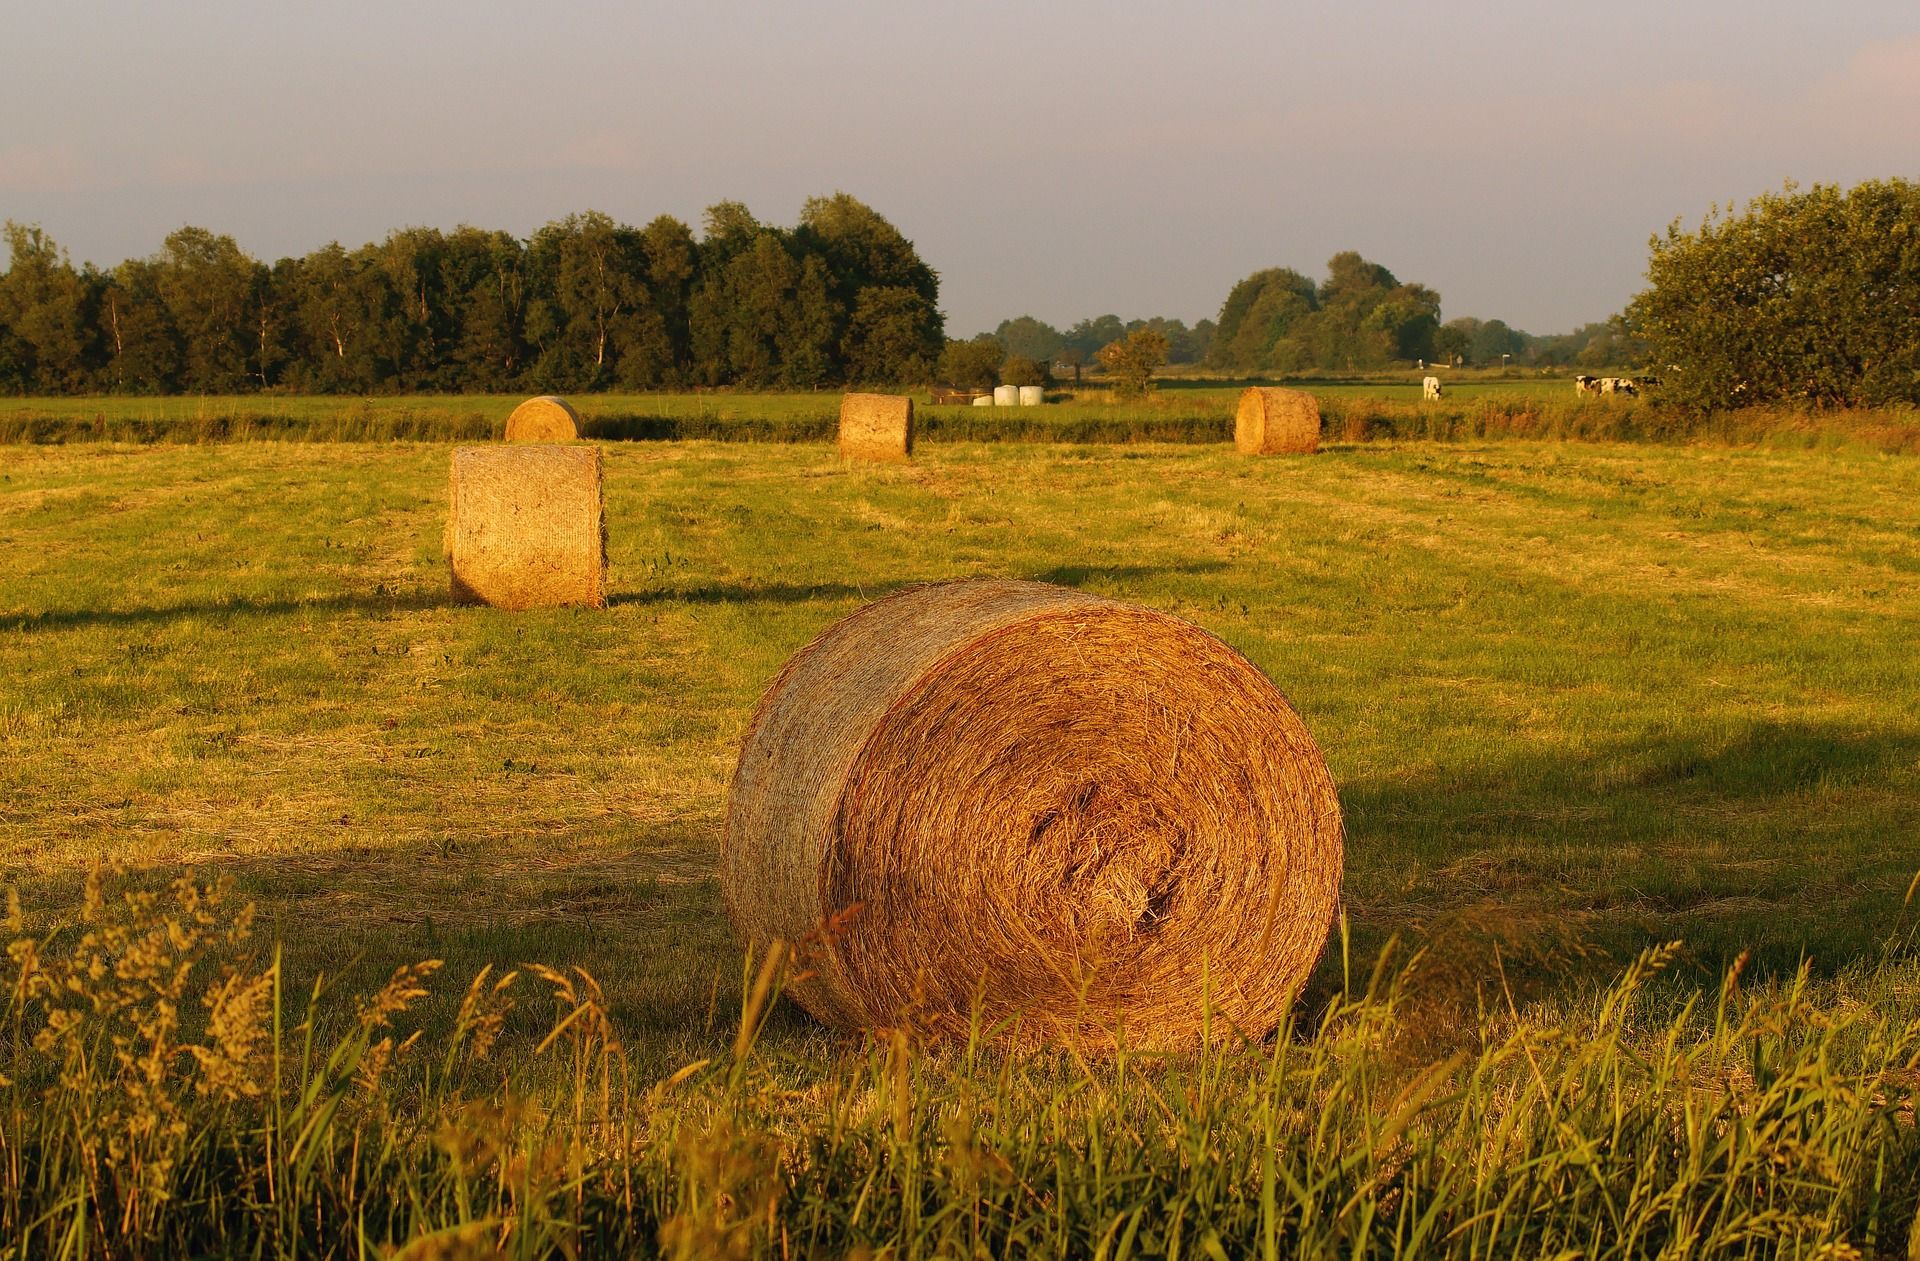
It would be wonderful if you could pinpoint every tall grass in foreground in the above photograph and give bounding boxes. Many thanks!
[4,871,1919,1258]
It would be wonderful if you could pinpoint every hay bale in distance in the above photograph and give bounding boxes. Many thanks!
[1235,387,1321,455]
[504,395,583,442]
[971,394,995,407]
[723,578,1344,1049]
[1018,385,1045,406]
[992,384,1018,407]
[446,445,606,609]
[838,393,913,462]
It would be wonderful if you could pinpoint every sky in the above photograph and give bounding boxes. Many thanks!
[2,1,1917,337]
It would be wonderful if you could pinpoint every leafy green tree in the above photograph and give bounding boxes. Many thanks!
[283,243,380,392]
[994,315,1064,364]
[524,213,651,389]
[1064,315,1125,363]
[638,215,698,380]
[999,354,1048,388]
[98,258,180,392]
[937,335,1003,389]
[443,227,527,390]
[797,193,939,309]
[0,222,94,391]
[0,192,943,394]
[843,285,940,384]
[775,256,839,388]
[1466,317,1524,365]
[1095,328,1168,398]
[153,227,262,393]
[1629,179,1920,408]
[1209,269,1318,371]
[1431,320,1472,366]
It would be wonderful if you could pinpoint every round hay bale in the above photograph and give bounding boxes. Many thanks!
[723,578,1343,1049]
[992,384,1019,407]
[447,445,606,609]
[971,394,995,407]
[504,395,583,442]
[1235,387,1321,455]
[839,393,913,462]
[1018,385,1045,406]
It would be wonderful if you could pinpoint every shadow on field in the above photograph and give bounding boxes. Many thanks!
[1327,718,1920,1010]
[613,562,1228,607]
[6,590,444,631]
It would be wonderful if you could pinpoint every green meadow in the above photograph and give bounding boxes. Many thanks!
[3,437,1919,1255]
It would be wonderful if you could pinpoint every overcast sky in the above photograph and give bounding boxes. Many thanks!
[3,1,1916,336]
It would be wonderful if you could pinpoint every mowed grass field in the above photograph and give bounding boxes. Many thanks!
[0,375,1560,425]
[4,436,1920,1254]
[5,438,1918,1028]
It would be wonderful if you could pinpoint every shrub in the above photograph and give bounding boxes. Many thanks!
[1630,179,1920,409]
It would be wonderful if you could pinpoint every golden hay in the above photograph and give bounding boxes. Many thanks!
[1235,387,1321,455]
[723,578,1343,1049]
[838,393,913,462]
[503,395,583,442]
[446,445,606,609]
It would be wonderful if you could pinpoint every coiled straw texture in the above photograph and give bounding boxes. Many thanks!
[504,395,583,442]
[723,579,1343,1049]
[1235,387,1321,455]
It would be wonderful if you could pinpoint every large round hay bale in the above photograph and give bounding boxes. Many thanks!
[838,393,913,462]
[1018,385,1045,406]
[446,445,606,609]
[504,395,583,442]
[992,384,1018,407]
[723,579,1343,1049]
[1235,387,1320,455]
[971,394,995,407]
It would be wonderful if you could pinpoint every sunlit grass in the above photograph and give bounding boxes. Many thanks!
[1,439,1918,1253]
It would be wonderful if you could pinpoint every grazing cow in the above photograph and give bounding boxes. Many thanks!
[1575,375,1598,396]
[1422,376,1443,400]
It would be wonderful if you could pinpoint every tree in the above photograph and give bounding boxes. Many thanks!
[1209,268,1317,371]
[0,192,943,393]
[999,354,1048,388]
[1095,328,1168,399]
[1432,320,1472,366]
[937,335,1003,389]
[153,227,261,393]
[843,285,940,384]
[444,227,527,390]
[1629,179,1920,408]
[994,315,1064,364]
[797,192,939,311]
[0,222,93,391]
[1063,315,1125,363]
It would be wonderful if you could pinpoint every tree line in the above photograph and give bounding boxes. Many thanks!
[970,253,1632,381]
[0,194,944,395]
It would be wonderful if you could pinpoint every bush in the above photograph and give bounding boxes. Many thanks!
[936,336,1003,390]
[998,355,1049,388]
[1630,179,1920,410]
[1094,329,1168,400]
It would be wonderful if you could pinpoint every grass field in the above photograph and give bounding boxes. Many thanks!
[5,382,1917,455]
[4,438,1920,1254]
